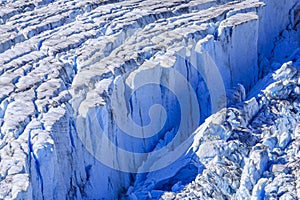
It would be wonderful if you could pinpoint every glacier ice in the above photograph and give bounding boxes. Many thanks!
[158,61,300,200]
[0,0,299,199]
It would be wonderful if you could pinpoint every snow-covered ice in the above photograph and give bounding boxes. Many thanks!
[0,0,299,199]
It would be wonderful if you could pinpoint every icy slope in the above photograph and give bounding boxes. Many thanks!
[133,58,300,199]
[0,0,299,199]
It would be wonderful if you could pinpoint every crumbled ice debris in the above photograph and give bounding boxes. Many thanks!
[0,0,299,199]
[155,61,300,200]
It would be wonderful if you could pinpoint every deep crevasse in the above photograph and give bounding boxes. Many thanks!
[0,0,299,199]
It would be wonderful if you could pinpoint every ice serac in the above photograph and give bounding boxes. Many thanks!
[0,0,299,200]
[204,11,259,91]
[158,59,300,199]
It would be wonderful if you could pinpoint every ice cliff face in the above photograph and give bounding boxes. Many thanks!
[146,59,300,199]
[0,0,299,199]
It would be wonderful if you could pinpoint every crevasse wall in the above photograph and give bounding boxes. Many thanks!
[0,0,299,199]
[258,0,300,76]
[71,1,298,199]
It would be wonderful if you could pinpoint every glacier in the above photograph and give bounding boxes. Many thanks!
[0,0,299,199]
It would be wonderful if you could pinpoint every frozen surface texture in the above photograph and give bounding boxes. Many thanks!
[159,60,300,200]
[0,0,299,199]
